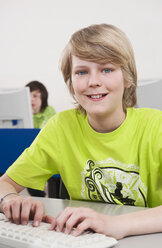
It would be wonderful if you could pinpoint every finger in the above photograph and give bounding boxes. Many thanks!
[42,215,55,224]
[21,197,33,225]
[64,211,85,234]
[48,218,57,230]
[73,219,92,236]
[56,207,74,232]
[11,199,22,224]
[64,207,94,235]
[33,201,45,227]
[42,215,56,230]
[3,203,12,220]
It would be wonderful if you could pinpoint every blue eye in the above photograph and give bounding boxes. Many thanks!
[77,71,87,75]
[103,68,111,73]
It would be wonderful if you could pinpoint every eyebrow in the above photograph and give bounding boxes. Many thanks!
[72,63,116,70]
[72,65,89,71]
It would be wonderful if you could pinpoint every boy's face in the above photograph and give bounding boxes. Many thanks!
[30,90,42,114]
[71,56,127,123]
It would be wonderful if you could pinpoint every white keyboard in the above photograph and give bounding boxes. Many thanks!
[0,213,117,248]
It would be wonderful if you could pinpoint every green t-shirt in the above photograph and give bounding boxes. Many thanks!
[7,108,162,207]
[33,105,56,128]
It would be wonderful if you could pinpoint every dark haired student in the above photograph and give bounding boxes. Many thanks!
[26,81,56,128]
[26,81,56,197]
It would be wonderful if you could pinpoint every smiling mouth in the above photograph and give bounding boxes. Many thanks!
[87,94,107,99]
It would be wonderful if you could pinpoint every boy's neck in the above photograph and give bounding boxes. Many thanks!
[87,110,126,133]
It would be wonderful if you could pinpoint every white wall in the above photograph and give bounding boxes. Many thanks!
[0,0,162,112]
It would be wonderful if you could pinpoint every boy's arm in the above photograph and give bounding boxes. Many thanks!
[116,205,162,238]
[50,205,162,239]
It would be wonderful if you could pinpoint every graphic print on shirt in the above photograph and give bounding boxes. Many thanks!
[81,158,147,207]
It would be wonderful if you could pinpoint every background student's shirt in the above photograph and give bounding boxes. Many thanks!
[33,106,56,128]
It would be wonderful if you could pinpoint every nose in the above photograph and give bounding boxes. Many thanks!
[88,72,102,87]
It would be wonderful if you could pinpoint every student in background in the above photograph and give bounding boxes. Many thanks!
[26,81,56,129]
[0,24,162,240]
[26,81,56,197]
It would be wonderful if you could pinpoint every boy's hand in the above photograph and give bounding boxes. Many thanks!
[49,206,124,239]
[2,195,54,226]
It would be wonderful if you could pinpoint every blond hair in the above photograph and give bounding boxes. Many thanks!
[60,24,137,112]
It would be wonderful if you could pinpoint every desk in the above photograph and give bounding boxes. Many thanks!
[40,198,161,248]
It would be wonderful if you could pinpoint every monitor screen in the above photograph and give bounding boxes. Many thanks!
[0,87,33,128]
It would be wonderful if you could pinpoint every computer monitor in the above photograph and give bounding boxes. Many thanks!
[136,79,162,110]
[0,87,33,128]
